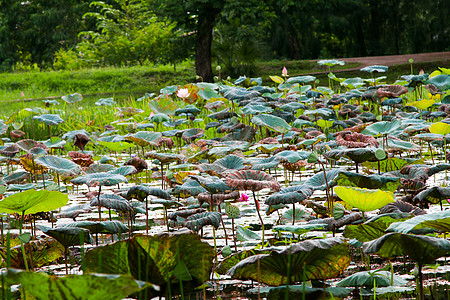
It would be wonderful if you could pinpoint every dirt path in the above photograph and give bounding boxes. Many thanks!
[307,51,450,75]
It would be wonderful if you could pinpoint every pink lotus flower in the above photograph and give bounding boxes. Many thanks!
[282,66,288,77]
[21,91,25,97]
[239,193,249,202]
[177,88,190,99]
[149,111,154,118]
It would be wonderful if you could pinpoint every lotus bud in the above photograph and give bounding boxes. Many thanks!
[282,66,288,77]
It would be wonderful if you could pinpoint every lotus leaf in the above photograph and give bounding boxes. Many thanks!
[286,75,316,84]
[265,185,314,205]
[91,194,133,213]
[344,215,411,242]
[39,225,93,247]
[363,157,423,172]
[362,120,401,136]
[318,59,345,67]
[126,185,171,201]
[3,269,155,300]
[223,88,260,101]
[0,121,8,135]
[362,232,450,265]
[125,131,162,147]
[35,155,82,176]
[174,105,201,116]
[336,270,406,288]
[241,103,273,115]
[336,171,400,192]
[41,137,66,149]
[84,231,214,296]
[386,210,450,234]
[425,74,450,91]
[251,114,291,134]
[250,156,282,170]
[334,186,394,212]
[173,179,207,196]
[360,65,388,73]
[227,237,350,285]
[0,189,68,214]
[85,163,115,173]
[197,86,221,99]
[181,211,221,232]
[341,77,364,88]
[4,171,31,184]
[65,220,129,234]
[62,129,89,141]
[70,172,128,187]
[61,92,83,103]
[409,99,435,110]
[182,128,204,143]
[109,165,137,176]
[189,175,233,194]
[266,285,351,299]
[302,168,342,191]
[273,224,327,235]
[226,170,280,192]
[32,114,64,126]
[95,97,116,106]
[429,122,450,135]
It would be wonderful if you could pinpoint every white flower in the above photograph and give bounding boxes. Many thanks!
[177,88,190,99]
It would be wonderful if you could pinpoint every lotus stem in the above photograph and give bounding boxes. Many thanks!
[231,218,237,252]
[145,196,149,234]
[164,205,169,232]
[64,246,69,275]
[292,203,296,225]
[97,185,102,221]
[252,190,265,246]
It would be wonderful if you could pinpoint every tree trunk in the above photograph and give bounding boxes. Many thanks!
[195,7,219,83]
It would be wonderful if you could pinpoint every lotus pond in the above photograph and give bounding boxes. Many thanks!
[1,65,450,299]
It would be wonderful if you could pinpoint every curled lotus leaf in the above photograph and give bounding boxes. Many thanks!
[226,170,281,192]
[265,185,314,205]
[124,156,147,172]
[39,225,93,247]
[241,103,273,115]
[61,92,83,103]
[91,194,133,213]
[213,154,248,172]
[208,108,237,120]
[381,97,403,107]
[182,128,205,143]
[4,171,31,184]
[376,85,408,98]
[250,156,282,171]
[182,211,222,232]
[413,186,450,206]
[20,154,48,174]
[303,168,342,191]
[174,105,201,116]
[109,165,137,176]
[35,155,82,176]
[227,237,350,285]
[425,74,450,92]
[70,172,128,187]
[0,144,20,157]
[125,131,162,147]
[173,179,207,197]
[336,171,400,192]
[73,133,91,151]
[379,200,425,216]
[32,114,64,126]
[0,121,8,135]
[144,151,183,164]
[168,208,206,221]
[325,148,386,164]
[189,175,233,194]
[85,163,115,174]
[336,270,407,288]
[251,114,291,134]
[362,232,450,265]
[197,190,240,206]
[10,129,25,139]
[286,75,316,84]
[336,131,379,148]
[65,220,129,234]
[126,185,171,201]
[386,210,450,234]
[360,65,388,73]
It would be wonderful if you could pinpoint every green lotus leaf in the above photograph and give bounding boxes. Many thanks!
[223,88,260,101]
[70,172,128,187]
[35,155,82,176]
[173,179,207,197]
[429,122,450,135]
[250,156,282,171]
[303,168,342,191]
[273,223,327,235]
[32,114,64,126]
[304,108,335,118]
[236,225,260,242]
[95,97,116,106]
[2,269,153,300]
[41,137,67,149]
[125,131,162,147]
[425,74,450,91]
[216,248,270,275]
[221,125,256,142]
[182,211,221,232]
[4,171,31,184]
[85,232,214,297]
[336,171,400,192]
[409,99,435,110]
[197,86,221,100]
[386,139,420,152]
[0,121,8,135]
[39,225,93,247]
[227,237,351,285]
[66,220,129,234]
[386,210,450,234]
[344,215,411,242]
[182,128,204,142]
[174,105,201,116]
[61,92,83,103]
[109,165,136,176]
[274,150,310,164]
[265,185,313,205]
[292,119,315,128]
[362,232,450,265]
[362,120,401,136]
[213,154,247,172]
[334,186,394,212]
[360,65,388,73]
[341,77,364,88]
[189,175,233,194]
[363,157,423,172]
[413,186,450,205]
[318,59,345,67]
[381,97,402,106]
[0,189,68,214]
[241,103,273,115]
[126,185,171,201]
[7,183,37,191]
[286,75,316,84]
[91,194,134,213]
[251,114,291,134]
[336,270,406,288]
[61,129,89,141]
[85,164,116,174]
[325,148,386,164]
[97,140,135,152]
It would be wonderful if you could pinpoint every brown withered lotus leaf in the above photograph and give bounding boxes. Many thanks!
[73,133,91,151]
[20,153,48,174]
[157,137,175,149]
[226,170,281,192]
[196,163,225,177]
[282,159,308,172]
[346,122,373,133]
[376,85,408,98]
[10,130,25,139]
[437,104,450,115]
[197,191,240,206]
[424,84,442,95]
[297,115,311,122]
[124,156,148,173]
[204,101,225,110]
[16,139,49,152]
[182,128,205,143]
[256,137,279,145]
[104,124,115,131]
[336,131,379,148]
[68,151,94,167]
[304,130,323,139]
[0,144,20,157]
[217,122,245,134]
